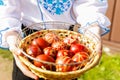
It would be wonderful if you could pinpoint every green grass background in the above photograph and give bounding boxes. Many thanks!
[0,49,120,80]
[78,52,120,80]
[0,49,13,60]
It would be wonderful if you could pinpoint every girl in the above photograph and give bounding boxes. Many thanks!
[0,0,110,80]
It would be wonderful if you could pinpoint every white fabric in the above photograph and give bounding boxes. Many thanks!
[0,0,110,48]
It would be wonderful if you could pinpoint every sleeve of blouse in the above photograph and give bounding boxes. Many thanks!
[0,0,22,49]
[72,0,111,36]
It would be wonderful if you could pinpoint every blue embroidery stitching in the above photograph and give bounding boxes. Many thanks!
[39,0,71,15]
[0,0,4,6]
[0,27,9,45]
[78,21,110,36]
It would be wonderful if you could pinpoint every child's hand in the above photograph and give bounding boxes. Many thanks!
[7,33,39,80]
[77,23,102,64]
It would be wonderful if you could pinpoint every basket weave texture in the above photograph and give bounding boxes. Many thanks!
[19,29,101,80]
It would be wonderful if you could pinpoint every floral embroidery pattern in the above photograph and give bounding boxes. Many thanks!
[39,0,71,15]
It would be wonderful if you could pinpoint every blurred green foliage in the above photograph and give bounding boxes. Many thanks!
[0,49,13,60]
[78,52,120,80]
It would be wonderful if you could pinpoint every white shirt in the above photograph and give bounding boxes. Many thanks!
[0,0,110,48]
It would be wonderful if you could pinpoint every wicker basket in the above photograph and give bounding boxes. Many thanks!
[18,22,101,80]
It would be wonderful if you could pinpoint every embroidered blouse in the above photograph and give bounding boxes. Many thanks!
[0,0,110,49]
